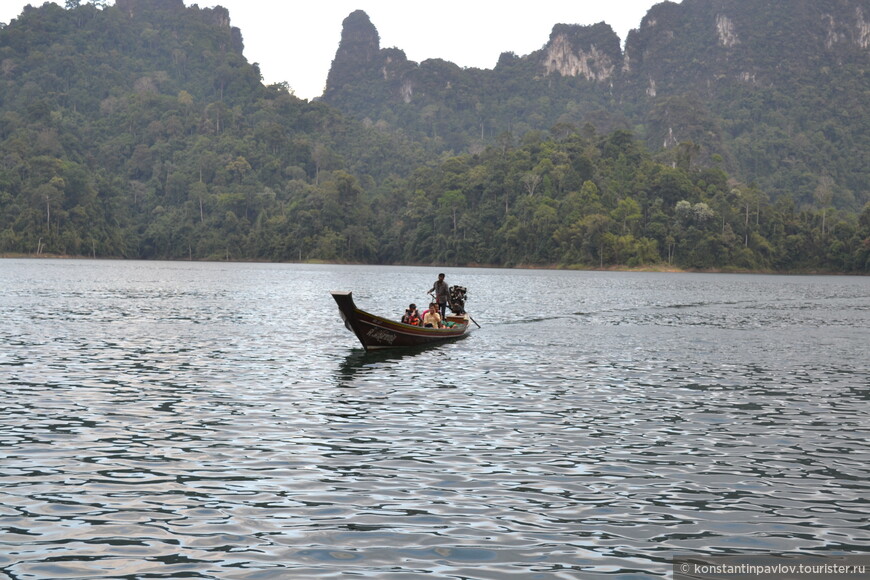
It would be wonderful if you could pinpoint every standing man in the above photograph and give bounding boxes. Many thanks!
[428,272,449,319]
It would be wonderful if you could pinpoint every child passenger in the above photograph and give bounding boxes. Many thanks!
[402,304,421,326]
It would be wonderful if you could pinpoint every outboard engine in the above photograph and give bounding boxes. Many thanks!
[448,285,468,314]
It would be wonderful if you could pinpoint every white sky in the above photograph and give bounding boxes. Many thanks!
[1,1,663,100]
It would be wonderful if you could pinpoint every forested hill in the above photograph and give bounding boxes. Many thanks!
[0,0,426,259]
[0,0,868,272]
[323,1,870,211]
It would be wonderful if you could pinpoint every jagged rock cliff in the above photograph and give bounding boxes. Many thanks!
[321,1,869,203]
[623,0,870,88]
[324,10,382,98]
[540,23,622,82]
[324,1,869,108]
[324,11,622,105]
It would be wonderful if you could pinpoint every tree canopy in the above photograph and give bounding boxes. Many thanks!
[0,0,867,273]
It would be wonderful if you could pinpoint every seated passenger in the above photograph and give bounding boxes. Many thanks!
[423,302,443,328]
[401,303,421,326]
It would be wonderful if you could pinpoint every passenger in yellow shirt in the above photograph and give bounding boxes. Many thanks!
[422,302,443,328]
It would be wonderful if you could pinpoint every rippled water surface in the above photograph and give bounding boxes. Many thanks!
[1,260,868,579]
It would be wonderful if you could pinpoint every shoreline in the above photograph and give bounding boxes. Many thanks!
[2,253,861,276]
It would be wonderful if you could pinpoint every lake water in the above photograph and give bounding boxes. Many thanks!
[1,259,868,579]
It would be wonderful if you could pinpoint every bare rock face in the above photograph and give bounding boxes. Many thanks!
[540,22,621,83]
[858,7,870,48]
[543,34,616,81]
[716,14,739,47]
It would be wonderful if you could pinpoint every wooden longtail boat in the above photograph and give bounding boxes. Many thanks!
[331,291,471,350]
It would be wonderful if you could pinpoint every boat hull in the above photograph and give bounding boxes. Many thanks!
[331,291,470,350]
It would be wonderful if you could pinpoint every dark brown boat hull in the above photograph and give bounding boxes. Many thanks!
[331,291,470,350]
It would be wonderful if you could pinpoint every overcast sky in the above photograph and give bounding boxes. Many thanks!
[1,1,663,100]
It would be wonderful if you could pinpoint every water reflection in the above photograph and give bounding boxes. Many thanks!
[335,342,468,388]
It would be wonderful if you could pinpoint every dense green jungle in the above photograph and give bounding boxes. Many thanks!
[1,0,868,272]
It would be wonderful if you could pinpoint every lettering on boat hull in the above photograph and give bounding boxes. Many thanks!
[366,328,397,345]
